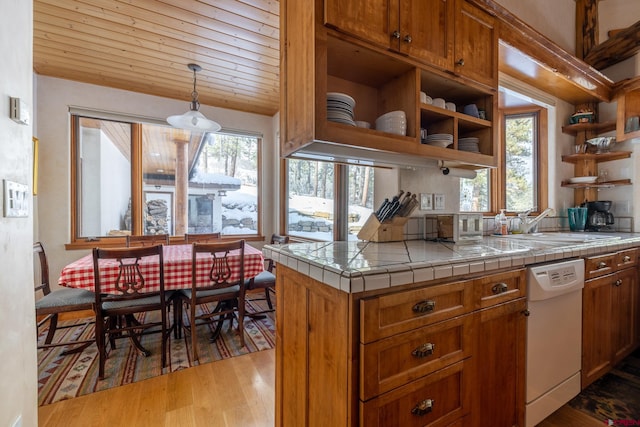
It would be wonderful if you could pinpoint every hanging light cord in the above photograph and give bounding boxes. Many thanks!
[190,63,201,112]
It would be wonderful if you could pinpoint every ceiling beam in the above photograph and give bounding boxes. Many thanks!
[584,20,640,70]
[575,0,599,60]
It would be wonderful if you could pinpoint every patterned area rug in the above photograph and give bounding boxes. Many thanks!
[568,348,640,423]
[37,298,275,406]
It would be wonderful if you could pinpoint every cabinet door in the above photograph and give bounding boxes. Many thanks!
[324,0,400,50]
[611,268,636,364]
[454,0,498,88]
[399,0,455,69]
[472,298,526,427]
[582,274,613,388]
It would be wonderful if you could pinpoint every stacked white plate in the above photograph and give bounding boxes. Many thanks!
[458,137,480,152]
[327,92,356,126]
[375,110,406,135]
[425,133,453,148]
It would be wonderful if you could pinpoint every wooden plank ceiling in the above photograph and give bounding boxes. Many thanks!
[33,0,280,117]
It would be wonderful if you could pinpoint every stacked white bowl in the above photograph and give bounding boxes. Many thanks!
[375,110,406,135]
[425,133,453,148]
[327,92,356,126]
[458,137,480,152]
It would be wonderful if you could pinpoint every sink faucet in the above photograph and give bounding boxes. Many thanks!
[518,208,555,234]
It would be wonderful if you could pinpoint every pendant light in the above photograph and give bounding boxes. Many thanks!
[167,63,221,132]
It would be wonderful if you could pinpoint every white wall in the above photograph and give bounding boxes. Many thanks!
[0,1,37,426]
[599,0,640,41]
[35,75,277,289]
[495,0,576,53]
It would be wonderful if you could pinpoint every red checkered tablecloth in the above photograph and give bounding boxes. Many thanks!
[58,244,265,294]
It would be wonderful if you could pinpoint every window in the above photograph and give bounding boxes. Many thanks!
[286,159,374,241]
[460,105,547,215]
[504,112,538,211]
[72,114,261,242]
[347,165,375,240]
[460,169,489,212]
[286,159,335,240]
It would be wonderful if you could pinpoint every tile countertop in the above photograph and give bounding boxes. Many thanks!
[262,232,640,294]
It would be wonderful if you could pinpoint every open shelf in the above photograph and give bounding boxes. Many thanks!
[561,121,616,136]
[561,151,632,164]
[561,179,631,189]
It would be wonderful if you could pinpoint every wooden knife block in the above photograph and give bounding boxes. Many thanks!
[357,214,408,242]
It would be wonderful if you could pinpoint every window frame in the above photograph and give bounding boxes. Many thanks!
[495,106,548,216]
[68,114,264,248]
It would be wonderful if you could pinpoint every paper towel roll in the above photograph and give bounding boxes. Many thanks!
[442,167,477,179]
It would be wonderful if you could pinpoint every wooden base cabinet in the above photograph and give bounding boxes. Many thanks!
[275,265,526,427]
[581,249,639,388]
[472,298,527,427]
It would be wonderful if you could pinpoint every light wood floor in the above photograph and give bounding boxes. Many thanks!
[38,347,604,427]
[39,311,603,427]
[38,349,275,427]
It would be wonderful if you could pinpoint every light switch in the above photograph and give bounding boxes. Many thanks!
[3,180,29,217]
[434,194,445,210]
[10,97,30,126]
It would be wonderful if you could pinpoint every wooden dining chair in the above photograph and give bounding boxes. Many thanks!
[92,244,172,379]
[125,234,169,247]
[176,240,246,362]
[184,232,221,243]
[34,242,96,355]
[245,234,289,316]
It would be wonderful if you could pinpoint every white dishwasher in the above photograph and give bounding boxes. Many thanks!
[526,258,584,427]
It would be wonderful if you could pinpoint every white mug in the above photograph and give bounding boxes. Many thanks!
[445,102,456,112]
[432,98,446,108]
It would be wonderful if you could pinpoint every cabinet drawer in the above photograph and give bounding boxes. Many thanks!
[360,314,473,400]
[361,280,475,343]
[476,268,526,309]
[585,253,616,279]
[361,360,470,427]
[616,248,638,269]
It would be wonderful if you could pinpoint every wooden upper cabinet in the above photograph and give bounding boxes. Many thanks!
[399,0,455,69]
[325,0,456,69]
[454,0,498,88]
[324,0,399,50]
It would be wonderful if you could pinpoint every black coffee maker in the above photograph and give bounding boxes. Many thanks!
[582,200,615,231]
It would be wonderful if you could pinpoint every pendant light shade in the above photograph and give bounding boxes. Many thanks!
[167,63,221,132]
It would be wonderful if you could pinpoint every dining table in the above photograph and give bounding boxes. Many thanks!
[58,243,266,293]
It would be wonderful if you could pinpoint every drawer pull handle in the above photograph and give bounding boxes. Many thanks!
[412,343,435,358]
[597,261,608,269]
[392,30,401,39]
[411,399,434,416]
[492,283,508,294]
[404,34,412,43]
[623,255,631,263]
[412,300,436,313]
[456,58,465,66]
[614,279,623,287]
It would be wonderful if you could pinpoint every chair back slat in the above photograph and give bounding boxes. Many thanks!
[93,245,165,303]
[115,259,146,295]
[33,242,51,296]
[126,234,169,247]
[185,232,221,243]
[192,240,245,293]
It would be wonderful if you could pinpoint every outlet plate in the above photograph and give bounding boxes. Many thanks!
[420,193,433,210]
[434,194,445,210]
